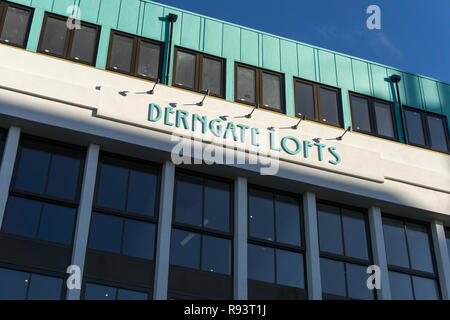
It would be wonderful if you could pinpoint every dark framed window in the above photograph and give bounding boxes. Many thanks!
[446,228,450,265]
[82,282,149,300]
[173,47,226,98]
[37,13,100,66]
[169,171,233,299]
[247,186,306,300]
[106,30,164,81]
[235,63,285,113]
[0,129,5,162]
[404,107,449,153]
[349,93,398,141]
[317,202,374,300]
[294,78,343,127]
[0,1,33,48]
[383,216,440,300]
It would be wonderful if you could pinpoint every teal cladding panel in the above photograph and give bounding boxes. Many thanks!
[222,24,240,60]
[403,73,424,109]
[318,50,337,86]
[262,35,280,72]
[78,0,101,24]
[180,13,201,51]
[203,19,223,57]
[97,0,120,27]
[371,65,391,101]
[335,55,353,91]
[241,29,258,66]
[280,40,297,76]
[31,0,53,11]
[297,44,315,81]
[352,60,371,96]
[421,78,442,114]
[141,2,164,41]
[52,0,76,16]
[117,0,140,34]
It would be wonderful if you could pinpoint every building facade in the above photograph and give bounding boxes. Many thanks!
[0,0,449,300]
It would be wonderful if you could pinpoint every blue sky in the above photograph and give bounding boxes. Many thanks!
[152,0,450,83]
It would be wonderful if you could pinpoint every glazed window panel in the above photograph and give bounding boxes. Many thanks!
[426,115,449,152]
[317,204,343,255]
[373,101,395,138]
[0,4,33,48]
[203,179,231,233]
[169,229,201,270]
[174,174,203,227]
[275,195,302,247]
[0,131,5,162]
[236,66,256,104]
[137,40,161,79]
[40,16,67,56]
[405,222,434,273]
[320,258,346,297]
[382,218,410,268]
[341,209,369,260]
[247,244,275,283]
[201,56,224,97]
[405,109,426,146]
[351,96,372,132]
[174,50,196,89]
[276,249,305,289]
[446,229,450,264]
[84,283,148,300]
[109,33,134,73]
[201,235,232,275]
[262,72,282,110]
[248,189,275,241]
[69,24,98,64]
[389,271,414,300]
[294,81,315,119]
[319,87,340,125]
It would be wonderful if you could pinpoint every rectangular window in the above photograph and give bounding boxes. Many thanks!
[294,79,343,127]
[350,93,397,140]
[0,2,33,48]
[383,217,440,300]
[235,63,285,112]
[247,187,306,300]
[173,47,225,98]
[404,107,449,153]
[446,229,450,265]
[38,13,100,66]
[317,203,374,300]
[83,282,149,300]
[107,30,163,81]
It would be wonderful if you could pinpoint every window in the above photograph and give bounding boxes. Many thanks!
[349,93,397,140]
[37,13,99,66]
[383,217,440,300]
[317,203,374,300]
[107,30,163,81]
[173,47,225,98]
[0,129,5,162]
[0,267,64,300]
[235,63,285,112]
[294,79,343,127]
[83,283,149,300]
[404,107,449,153]
[169,172,233,299]
[446,229,450,265]
[247,187,305,300]
[0,2,33,48]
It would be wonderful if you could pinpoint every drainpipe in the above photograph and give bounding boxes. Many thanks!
[390,74,407,143]
[165,13,178,85]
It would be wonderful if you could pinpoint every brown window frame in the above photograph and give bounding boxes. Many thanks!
[235,62,286,114]
[349,92,399,141]
[0,1,34,49]
[106,29,164,82]
[294,78,343,128]
[172,47,226,99]
[37,12,100,66]
[403,106,450,154]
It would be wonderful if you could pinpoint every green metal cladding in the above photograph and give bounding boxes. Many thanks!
[8,0,450,141]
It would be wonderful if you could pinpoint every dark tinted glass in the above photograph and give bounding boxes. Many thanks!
[236,66,256,104]
[248,244,275,283]
[351,96,371,132]
[37,203,76,244]
[319,87,340,125]
[170,229,201,269]
[426,115,448,152]
[405,109,426,146]
[389,271,413,300]
[342,209,369,260]
[109,34,133,72]
[346,263,374,300]
[137,41,161,79]
[320,258,346,297]
[262,72,282,110]
[405,222,434,273]
[373,102,395,138]
[0,6,31,47]
[202,57,223,97]
[84,283,116,300]
[201,235,231,275]
[46,153,82,201]
[0,131,4,160]
[204,179,231,232]
[14,147,50,194]
[383,218,409,268]
[0,268,29,299]
[122,219,155,260]
[96,162,128,211]
[276,250,304,288]
[117,288,148,300]
[70,24,98,64]
[40,16,67,55]
[446,230,450,264]
[174,50,196,89]
[2,196,41,238]
[27,274,63,300]
[174,174,202,226]
[317,204,343,255]
[295,81,315,119]
[126,169,158,216]
[412,276,439,300]
[88,213,123,254]
[249,189,274,241]
[275,195,301,247]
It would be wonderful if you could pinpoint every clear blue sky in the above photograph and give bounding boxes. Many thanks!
[152,0,450,83]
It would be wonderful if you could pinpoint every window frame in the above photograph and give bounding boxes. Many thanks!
[234,62,286,114]
[172,46,226,99]
[106,29,164,82]
[403,106,450,154]
[37,12,100,66]
[81,280,151,300]
[349,92,399,141]
[293,78,344,128]
[0,1,34,49]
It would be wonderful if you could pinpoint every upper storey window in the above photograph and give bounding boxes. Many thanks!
[173,47,225,99]
[404,107,449,153]
[107,30,163,82]
[0,2,33,48]
[38,13,100,66]
[294,78,343,127]
[235,63,285,113]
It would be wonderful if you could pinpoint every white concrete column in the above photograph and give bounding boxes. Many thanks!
[368,206,391,300]
[153,161,175,300]
[66,144,100,300]
[430,220,450,300]
[0,126,20,229]
[234,177,248,300]
[303,192,322,300]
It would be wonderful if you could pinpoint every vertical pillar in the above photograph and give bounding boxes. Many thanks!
[303,192,322,300]
[430,220,450,300]
[0,126,20,228]
[234,177,248,300]
[66,144,100,300]
[95,26,111,70]
[153,161,175,300]
[26,8,45,52]
[368,206,391,300]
